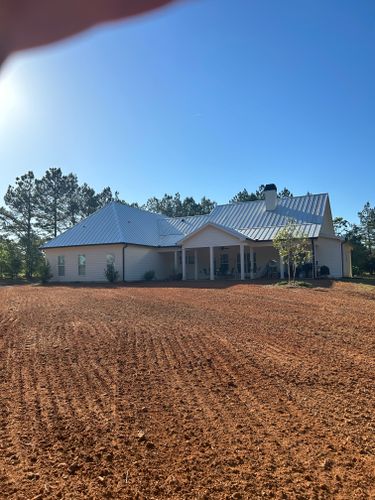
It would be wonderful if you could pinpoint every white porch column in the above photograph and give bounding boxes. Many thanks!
[182,248,186,281]
[194,249,198,280]
[240,243,245,280]
[279,253,285,279]
[174,250,178,273]
[250,247,255,279]
[209,246,215,281]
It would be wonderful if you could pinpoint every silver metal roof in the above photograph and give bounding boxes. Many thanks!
[42,193,330,249]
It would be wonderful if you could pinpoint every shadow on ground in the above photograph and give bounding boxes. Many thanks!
[16,278,339,290]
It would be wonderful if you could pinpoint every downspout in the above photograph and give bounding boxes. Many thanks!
[122,244,127,282]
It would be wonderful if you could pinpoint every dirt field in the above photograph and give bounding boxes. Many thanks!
[0,281,374,499]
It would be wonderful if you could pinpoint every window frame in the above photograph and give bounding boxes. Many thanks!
[78,254,86,276]
[57,255,65,277]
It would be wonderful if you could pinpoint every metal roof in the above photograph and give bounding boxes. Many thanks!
[42,193,330,249]
[42,202,165,249]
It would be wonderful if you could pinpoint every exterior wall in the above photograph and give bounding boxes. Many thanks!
[45,244,124,282]
[253,246,280,278]
[342,244,352,278]
[182,226,241,249]
[124,245,169,281]
[315,237,343,278]
[45,244,172,282]
[320,202,336,237]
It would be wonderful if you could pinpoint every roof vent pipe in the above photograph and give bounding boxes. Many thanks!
[264,183,277,211]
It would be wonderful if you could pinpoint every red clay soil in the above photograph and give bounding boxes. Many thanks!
[0,281,374,499]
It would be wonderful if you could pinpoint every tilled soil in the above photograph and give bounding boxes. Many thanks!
[0,281,374,499]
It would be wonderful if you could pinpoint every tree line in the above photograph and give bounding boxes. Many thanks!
[333,205,375,275]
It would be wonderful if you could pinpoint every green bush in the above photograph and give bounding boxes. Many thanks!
[352,265,360,276]
[144,270,155,281]
[169,272,182,281]
[39,260,53,283]
[105,263,119,283]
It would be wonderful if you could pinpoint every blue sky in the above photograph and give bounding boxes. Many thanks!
[0,0,374,223]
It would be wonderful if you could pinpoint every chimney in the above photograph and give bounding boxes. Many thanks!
[264,183,277,211]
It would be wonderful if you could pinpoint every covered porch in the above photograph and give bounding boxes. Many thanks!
[179,243,284,281]
[159,222,288,281]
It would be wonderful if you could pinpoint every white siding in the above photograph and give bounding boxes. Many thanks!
[124,245,168,281]
[316,237,343,278]
[342,244,352,278]
[254,246,280,278]
[45,244,124,282]
[182,226,241,249]
[320,202,336,237]
[45,244,173,282]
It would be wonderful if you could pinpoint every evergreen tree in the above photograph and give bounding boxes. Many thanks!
[333,217,350,237]
[144,193,216,217]
[278,187,293,198]
[0,238,22,278]
[230,188,261,203]
[358,202,375,254]
[35,167,71,237]
[78,183,99,217]
[230,185,292,203]
[64,173,81,227]
[1,171,39,278]
[96,186,115,208]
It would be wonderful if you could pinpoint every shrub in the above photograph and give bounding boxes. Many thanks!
[105,263,119,283]
[169,272,182,281]
[39,260,53,283]
[320,265,330,277]
[144,270,155,281]
[275,280,312,288]
[352,265,360,276]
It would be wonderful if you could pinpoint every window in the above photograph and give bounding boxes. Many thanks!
[78,255,86,276]
[187,255,195,265]
[219,253,229,274]
[58,256,65,276]
[106,254,115,270]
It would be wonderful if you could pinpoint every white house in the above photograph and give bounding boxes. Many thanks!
[42,184,352,282]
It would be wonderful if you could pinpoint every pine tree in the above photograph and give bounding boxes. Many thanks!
[358,202,375,254]
[35,167,71,237]
[1,171,39,278]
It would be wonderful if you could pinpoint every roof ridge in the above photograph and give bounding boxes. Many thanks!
[238,222,318,230]
[112,201,166,219]
[216,192,328,209]
[111,203,124,241]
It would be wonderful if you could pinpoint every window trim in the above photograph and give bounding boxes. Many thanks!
[57,255,65,277]
[78,254,86,276]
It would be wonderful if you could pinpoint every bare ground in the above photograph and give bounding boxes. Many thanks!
[0,281,374,499]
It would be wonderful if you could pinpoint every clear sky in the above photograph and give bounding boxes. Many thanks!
[0,0,374,223]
